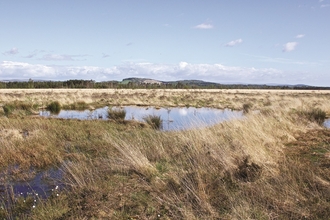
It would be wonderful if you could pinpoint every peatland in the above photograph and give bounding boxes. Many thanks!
[0,89,330,219]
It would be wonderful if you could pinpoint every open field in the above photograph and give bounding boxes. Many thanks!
[1,88,330,111]
[0,89,330,219]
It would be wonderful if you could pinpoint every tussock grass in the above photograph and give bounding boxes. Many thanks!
[46,101,61,114]
[63,101,88,110]
[1,89,330,219]
[143,114,163,129]
[108,107,126,121]
[242,102,253,114]
[297,107,327,125]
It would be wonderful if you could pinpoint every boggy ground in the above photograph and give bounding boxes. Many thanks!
[0,89,330,219]
[1,88,330,111]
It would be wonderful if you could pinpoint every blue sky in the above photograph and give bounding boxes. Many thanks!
[1,0,330,86]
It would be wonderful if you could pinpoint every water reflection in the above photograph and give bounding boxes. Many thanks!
[0,167,63,199]
[40,106,243,131]
[324,119,330,128]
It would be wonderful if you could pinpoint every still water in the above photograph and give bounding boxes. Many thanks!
[40,106,243,130]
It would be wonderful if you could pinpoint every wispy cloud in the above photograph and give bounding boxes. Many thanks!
[246,54,319,66]
[321,4,330,7]
[102,53,110,58]
[283,42,298,52]
[3,47,19,55]
[296,34,305,38]
[193,23,214,29]
[23,50,46,58]
[225,39,243,47]
[40,54,88,61]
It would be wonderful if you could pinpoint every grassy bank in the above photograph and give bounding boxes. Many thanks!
[0,89,330,219]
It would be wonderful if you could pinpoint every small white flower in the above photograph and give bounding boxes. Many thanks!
[56,194,59,197]
[55,185,59,190]
[32,205,36,208]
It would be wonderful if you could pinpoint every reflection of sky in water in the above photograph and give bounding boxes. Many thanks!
[40,106,243,131]
[324,119,330,128]
[0,167,63,199]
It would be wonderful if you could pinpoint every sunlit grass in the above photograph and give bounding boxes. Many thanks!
[0,89,330,218]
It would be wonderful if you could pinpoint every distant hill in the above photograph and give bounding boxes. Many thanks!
[120,77,329,90]
[1,77,329,89]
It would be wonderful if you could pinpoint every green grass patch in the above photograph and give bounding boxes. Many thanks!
[46,101,61,114]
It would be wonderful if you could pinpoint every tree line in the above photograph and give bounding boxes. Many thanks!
[0,79,329,90]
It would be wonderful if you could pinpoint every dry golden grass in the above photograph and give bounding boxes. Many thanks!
[1,88,330,112]
[1,89,330,219]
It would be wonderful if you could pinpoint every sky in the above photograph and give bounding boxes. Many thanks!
[1,0,330,86]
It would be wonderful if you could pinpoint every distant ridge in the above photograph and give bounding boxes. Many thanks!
[1,77,329,89]
[120,77,326,89]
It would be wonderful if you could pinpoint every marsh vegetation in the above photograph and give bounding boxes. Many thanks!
[0,89,330,219]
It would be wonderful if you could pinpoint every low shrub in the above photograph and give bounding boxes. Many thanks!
[108,108,126,121]
[143,114,163,130]
[46,101,61,114]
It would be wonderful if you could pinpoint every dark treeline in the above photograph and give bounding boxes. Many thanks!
[0,79,329,90]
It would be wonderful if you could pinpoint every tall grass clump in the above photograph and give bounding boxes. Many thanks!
[242,103,253,114]
[298,107,326,125]
[1,101,37,116]
[143,114,163,129]
[3,104,13,116]
[108,107,126,121]
[64,101,88,110]
[46,101,61,114]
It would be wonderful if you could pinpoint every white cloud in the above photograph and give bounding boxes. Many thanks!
[0,61,56,78]
[296,34,305,38]
[179,61,188,69]
[1,60,326,85]
[225,39,243,47]
[193,23,214,29]
[3,47,19,55]
[283,42,298,52]
[321,4,330,7]
[0,60,286,84]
